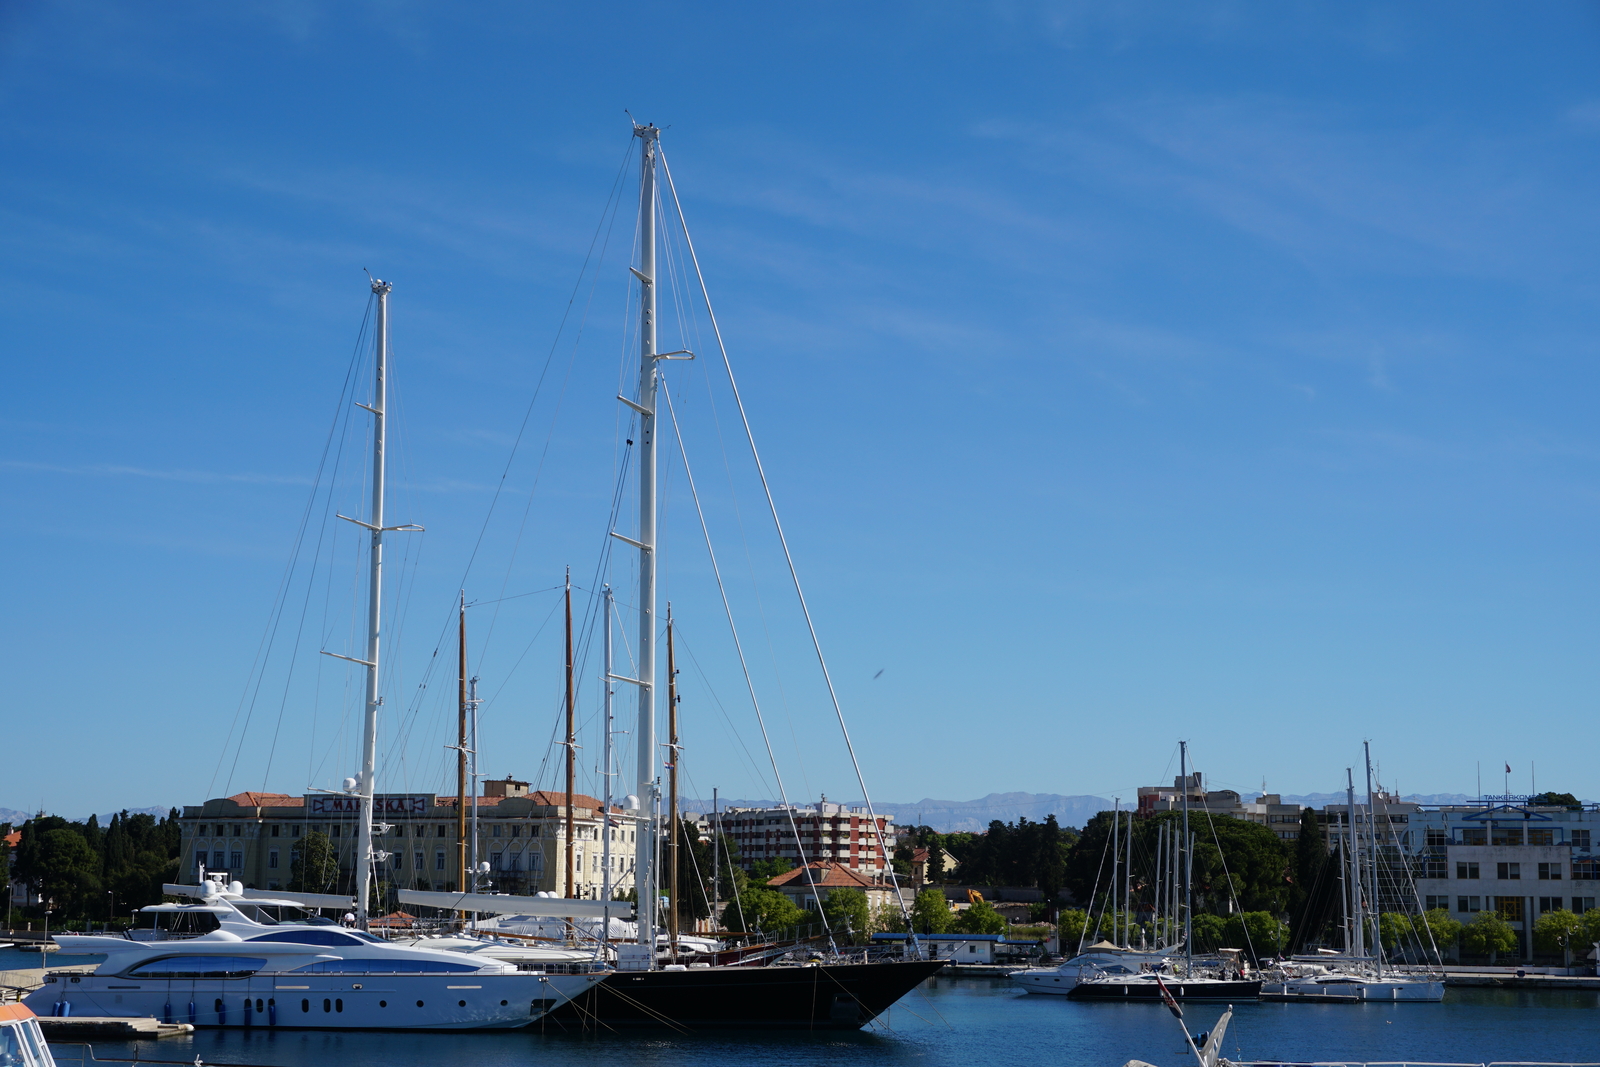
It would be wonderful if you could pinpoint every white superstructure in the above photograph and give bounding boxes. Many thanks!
[24,880,602,1029]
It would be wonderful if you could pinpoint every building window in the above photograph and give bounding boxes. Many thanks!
[1495,897,1524,922]
[1424,856,1447,879]
[1497,862,1521,880]
[438,825,447,838]
[269,850,279,869]
[1539,896,1564,913]
[1529,828,1554,846]
[512,825,521,838]
[414,851,424,871]
[1458,896,1481,913]
[491,851,503,870]
[194,851,205,869]
[1492,827,1523,847]
[1425,895,1449,911]
[435,851,446,871]
[1573,830,1592,849]
[1457,862,1480,880]
[230,851,242,869]
[1539,862,1562,881]
[1460,827,1487,846]
[292,825,300,838]
[493,825,502,838]
[331,825,341,838]
[1574,897,1596,914]
[213,850,226,868]
[509,852,521,872]
[233,825,242,837]
[271,825,280,838]
[197,824,207,836]
[1425,829,1448,848]
[1574,860,1599,881]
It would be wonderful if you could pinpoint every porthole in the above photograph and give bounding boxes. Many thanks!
[301,999,309,1013]
[500,1000,508,1006]
[416,1000,424,1007]
[336,999,343,1013]
[379,1000,387,1008]
[458,1000,466,1007]
[323,999,331,1013]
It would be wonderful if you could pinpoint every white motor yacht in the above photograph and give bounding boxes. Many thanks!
[23,879,604,1029]
[1260,960,1443,1002]
[1011,943,1173,995]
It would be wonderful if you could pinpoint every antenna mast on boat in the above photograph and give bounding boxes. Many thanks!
[601,585,615,909]
[1346,769,1362,958]
[1364,741,1381,974]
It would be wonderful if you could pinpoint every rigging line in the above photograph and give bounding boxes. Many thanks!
[659,148,915,932]
[671,625,778,800]
[660,377,830,952]
[213,293,372,800]
[453,138,633,598]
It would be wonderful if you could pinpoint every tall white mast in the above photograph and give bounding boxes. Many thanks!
[632,122,661,951]
[1364,741,1382,973]
[1180,740,1191,973]
[1346,769,1363,958]
[354,277,390,930]
[601,585,615,905]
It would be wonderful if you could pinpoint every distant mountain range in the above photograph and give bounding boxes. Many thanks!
[0,806,172,826]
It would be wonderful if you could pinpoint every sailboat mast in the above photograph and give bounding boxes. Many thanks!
[1364,741,1381,972]
[1180,740,1191,973]
[667,608,679,951]
[468,675,480,894]
[632,120,661,951]
[565,569,577,898]
[1124,802,1132,949]
[1111,799,1120,947]
[601,585,614,905]
[353,276,391,930]
[1346,769,1363,957]
[457,592,468,897]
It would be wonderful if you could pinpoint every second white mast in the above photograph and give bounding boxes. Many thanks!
[633,122,661,949]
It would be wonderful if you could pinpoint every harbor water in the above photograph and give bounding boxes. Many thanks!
[45,975,1600,1067]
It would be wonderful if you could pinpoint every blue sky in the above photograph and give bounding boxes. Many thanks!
[3,2,1599,820]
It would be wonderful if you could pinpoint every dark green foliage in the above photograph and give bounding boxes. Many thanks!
[1529,792,1582,811]
[910,888,952,933]
[951,896,1006,934]
[669,820,713,927]
[10,809,181,923]
[290,831,340,893]
[950,815,1075,896]
[821,887,872,945]
[1065,810,1292,921]
[749,857,794,882]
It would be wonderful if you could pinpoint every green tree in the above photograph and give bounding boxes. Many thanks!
[290,831,340,893]
[1534,909,1584,965]
[1579,908,1600,952]
[749,858,794,882]
[739,886,807,933]
[1460,911,1517,963]
[1224,911,1290,960]
[821,888,872,945]
[1057,908,1089,950]
[952,897,1006,934]
[1529,792,1582,811]
[669,820,713,928]
[1187,912,1228,953]
[910,888,952,934]
[35,828,101,918]
[1377,911,1414,952]
[1414,908,1462,959]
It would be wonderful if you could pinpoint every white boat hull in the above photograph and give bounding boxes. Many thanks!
[1260,977,1444,1002]
[27,970,596,1029]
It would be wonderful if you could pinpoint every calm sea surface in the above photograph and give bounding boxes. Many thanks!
[37,975,1600,1067]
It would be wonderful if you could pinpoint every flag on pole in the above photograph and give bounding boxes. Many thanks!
[1155,975,1183,1020]
[1505,763,1512,774]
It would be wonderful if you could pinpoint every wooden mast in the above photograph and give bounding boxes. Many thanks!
[564,569,577,899]
[666,606,679,951]
[456,591,468,898]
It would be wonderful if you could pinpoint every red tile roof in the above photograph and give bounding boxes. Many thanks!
[225,792,304,808]
[3,830,20,848]
[766,862,885,890]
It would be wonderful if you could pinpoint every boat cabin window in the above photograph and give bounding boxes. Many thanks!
[0,1023,27,1067]
[293,958,482,973]
[149,910,221,936]
[127,955,267,979]
[247,929,364,947]
[232,904,330,926]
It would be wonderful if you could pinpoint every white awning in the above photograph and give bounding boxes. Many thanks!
[398,889,635,920]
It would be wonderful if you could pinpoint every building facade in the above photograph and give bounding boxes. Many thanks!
[1410,799,1598,962]
[1136,773,1307,838]
[707,799,894,874]
[178,778,636,903]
